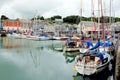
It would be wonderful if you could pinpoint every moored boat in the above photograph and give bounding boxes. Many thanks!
[63,46,80,52]
[52,36,68,40]
[73,50,112,76]
[63,38,80,52]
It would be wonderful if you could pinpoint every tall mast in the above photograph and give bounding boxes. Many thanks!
[80,0,82,34]
[109,0,114,36]
[91,0,94,39]
[98,0,100,38]
[101,0,105,40]
[109,0,112,24]
[91,0,96,31]
[80,0,82,18]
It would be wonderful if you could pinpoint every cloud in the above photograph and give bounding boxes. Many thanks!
[0,0,81,18]
[0,0,119,19]
[43,0,80,18]
[12,0,64,18]
[0,0,13,8]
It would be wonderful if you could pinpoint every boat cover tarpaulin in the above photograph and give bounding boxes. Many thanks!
[90,38,100,50]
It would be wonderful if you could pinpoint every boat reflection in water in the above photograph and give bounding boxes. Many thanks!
[0,37,115,80]
[0,38,25,49]
[63,52,80,63]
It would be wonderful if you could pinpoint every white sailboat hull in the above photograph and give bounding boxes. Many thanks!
[74,51,111,76]
[75,62,109,75]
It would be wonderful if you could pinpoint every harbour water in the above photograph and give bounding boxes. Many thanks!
[0,37,114,80]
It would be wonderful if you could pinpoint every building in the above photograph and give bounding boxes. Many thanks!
[2,19,21,31]
[55,19,63,23]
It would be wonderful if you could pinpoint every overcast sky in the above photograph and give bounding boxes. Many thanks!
[0,0,119,19]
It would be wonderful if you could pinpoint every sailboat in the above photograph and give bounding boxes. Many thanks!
[73,0,113,76]
[73,50,112,75]
[63,37,80,52]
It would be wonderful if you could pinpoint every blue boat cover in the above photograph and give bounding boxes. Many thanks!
[100,41,112,47]
[80,40,93,48]
[96,51,104,61]
[105,35,113,41]
[90,38,100,50]
[84,50,104,61]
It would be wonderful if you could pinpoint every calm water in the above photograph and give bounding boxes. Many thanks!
[0,37,113,80]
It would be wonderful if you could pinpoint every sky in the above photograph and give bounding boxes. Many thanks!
[0,0,119,19]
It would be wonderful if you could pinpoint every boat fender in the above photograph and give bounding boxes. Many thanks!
[64,46,66,50]
[77,57,82,62]
[97,59,100,64]
[72,67,76,71]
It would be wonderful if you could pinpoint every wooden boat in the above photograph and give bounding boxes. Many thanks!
[73,50,112,75]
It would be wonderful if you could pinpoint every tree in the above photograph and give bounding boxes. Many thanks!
[1,15,9,20]
[54,15,62,19]
[40,16,44,20]
[37,16,44,20]
[31,16,44,20]
[63,15,80,24]
[51,17,55,20]
[115,17,120,22]
[51,15,62,20]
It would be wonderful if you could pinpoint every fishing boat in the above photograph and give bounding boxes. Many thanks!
[73,50,112,75]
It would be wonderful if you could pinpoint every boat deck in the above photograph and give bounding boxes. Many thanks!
[64,47,80,52]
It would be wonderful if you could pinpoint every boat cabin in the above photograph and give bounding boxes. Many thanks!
[78,50,108,65]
